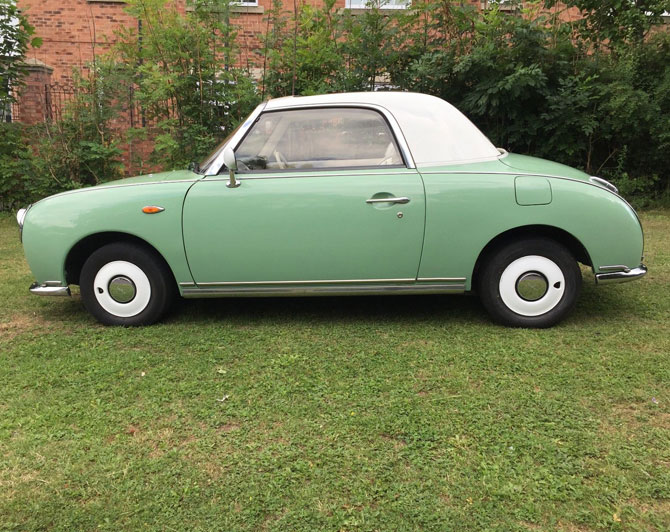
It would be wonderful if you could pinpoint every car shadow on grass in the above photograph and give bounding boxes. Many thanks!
[176,293,487,327]
[174,284,645,328]
[31,274,649,329]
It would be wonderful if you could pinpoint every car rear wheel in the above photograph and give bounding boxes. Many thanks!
[80,242,174,326]
[478,238,581,328]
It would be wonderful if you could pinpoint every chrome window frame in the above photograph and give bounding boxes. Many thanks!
[205,102,416,177]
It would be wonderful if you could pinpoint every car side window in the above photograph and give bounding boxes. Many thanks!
[235,108,403,171]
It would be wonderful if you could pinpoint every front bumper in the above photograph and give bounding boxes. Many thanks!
[595,264,647,285]
[30,281,71,297]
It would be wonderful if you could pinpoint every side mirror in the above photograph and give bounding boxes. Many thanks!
[223,146,240,188]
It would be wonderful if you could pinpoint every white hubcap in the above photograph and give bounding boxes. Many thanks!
[499,255,565,317]
[93,261,151,318]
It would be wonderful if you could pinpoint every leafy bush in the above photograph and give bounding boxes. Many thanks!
[0,64,125,209]
[3,0,670,211]
[0,0,42,120]
[115,0,261,168]
[30,65,125,192]
[0,123,34,210]
[256,0,670,204]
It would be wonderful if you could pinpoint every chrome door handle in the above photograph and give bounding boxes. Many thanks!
[366,196,411,205]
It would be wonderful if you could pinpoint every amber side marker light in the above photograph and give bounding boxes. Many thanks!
[142,206,165,214]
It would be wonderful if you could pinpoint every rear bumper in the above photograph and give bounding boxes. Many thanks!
[595,264,647,285]
[30,281,71,297]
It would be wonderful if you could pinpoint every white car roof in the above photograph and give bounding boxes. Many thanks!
[265,92,501,167]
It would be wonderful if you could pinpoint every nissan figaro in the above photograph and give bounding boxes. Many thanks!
[16,92,646,327]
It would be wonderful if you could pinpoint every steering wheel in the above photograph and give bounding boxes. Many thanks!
[273,150,288,169]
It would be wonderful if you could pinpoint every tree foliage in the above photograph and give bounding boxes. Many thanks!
[114,0,260,167]
[31,65,126,191]
[0,0,41,117]
[3,0,670,210]
[258,0,670,202]
[544,0,670,49]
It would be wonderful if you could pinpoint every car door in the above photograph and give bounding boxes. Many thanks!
[183,106,425,286]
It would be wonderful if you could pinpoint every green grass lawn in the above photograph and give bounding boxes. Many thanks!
[1,211,668,532]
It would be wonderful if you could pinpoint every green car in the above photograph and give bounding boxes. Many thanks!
[16,92,646,328]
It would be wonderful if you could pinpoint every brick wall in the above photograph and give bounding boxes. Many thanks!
[14,0,577,173]
[15,0,187,172]
[18,0,141,87]
[15,0,329,92]
[16,1,580,100]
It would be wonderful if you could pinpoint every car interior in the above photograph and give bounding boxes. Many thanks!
[235,107,404,171]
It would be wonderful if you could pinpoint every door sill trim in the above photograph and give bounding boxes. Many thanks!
[181,280,466,298]
[180,277,465,288]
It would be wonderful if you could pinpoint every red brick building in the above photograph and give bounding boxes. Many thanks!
[18,1,562,124]
[14,0,266,123]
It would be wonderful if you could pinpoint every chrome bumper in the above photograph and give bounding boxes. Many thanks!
[30,282,71,297]
[595,264,647,285]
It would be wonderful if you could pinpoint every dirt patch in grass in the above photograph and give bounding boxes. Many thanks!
[619,498,670,532]
[609,403,670,431]
[0,468,52,503]
[0,312,64,342]
[217,422,241,433]
[555,522,596,532]
[0,314,38,340]
[519,522,543,531]
[380,433,407,449]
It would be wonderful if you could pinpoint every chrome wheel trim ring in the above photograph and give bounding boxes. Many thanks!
[515,271,548,301]
[499,255,565,317]
[93,261,151,318]
[108,276,136,304]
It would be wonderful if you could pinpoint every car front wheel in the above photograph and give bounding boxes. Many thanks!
[80,242,175,326]
[478,238,581,328]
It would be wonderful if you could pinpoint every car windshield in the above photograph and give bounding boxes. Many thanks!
[197,120,246,175]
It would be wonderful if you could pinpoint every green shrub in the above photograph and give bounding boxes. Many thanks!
[115,0,261,168]
[4,0,670,210]
[0,123,35,210]
[29,65,125,194]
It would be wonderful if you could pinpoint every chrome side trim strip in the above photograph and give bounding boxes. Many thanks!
[196,278,417,287]
[595,264,647,285]
[188,278,466,288]
[29,282,71,297]
[182,283,466,298]
[417,277,466,282]
[420,170,592,180]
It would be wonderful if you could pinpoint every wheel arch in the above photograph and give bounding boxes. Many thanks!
[471,225,591,290]
[65,232,176,286]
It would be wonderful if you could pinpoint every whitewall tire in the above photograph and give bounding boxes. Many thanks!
[92,261,152,318]
[80,242,175,326]
[478,239,581,328]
